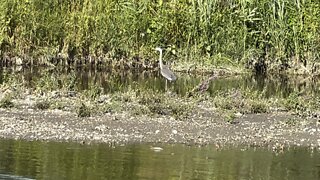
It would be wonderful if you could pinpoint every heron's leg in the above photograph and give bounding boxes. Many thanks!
[165,79,169,91]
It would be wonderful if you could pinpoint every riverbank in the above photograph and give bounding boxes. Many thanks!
[0,107,319,149]
[0,85,319,149]
[0,66,319,148]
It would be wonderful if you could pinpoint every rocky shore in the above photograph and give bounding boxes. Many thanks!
[0,107,319,149]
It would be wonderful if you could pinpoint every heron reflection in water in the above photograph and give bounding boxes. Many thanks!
[155,47,176,90]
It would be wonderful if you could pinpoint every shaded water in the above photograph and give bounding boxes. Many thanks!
[0,139,319,180]
[1,66,320,97]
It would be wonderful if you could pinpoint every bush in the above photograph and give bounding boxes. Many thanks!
[35,100,51,110]
[0,96,14,108]
[77,103,91,117]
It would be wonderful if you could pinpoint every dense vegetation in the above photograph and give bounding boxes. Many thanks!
[0,0,319,72]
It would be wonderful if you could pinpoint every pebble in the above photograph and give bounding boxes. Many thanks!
[150,146,163,152]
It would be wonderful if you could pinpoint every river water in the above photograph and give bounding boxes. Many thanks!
[0,139,319,180]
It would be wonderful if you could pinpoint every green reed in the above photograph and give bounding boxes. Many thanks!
[0,0,319,71]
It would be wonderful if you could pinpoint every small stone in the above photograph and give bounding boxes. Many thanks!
[67,91,76,97]
[150,146,163,152]
[16,57,23,66]
[97,95,108,103]
[235,112,243,117]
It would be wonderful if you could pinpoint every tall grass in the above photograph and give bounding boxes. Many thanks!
[0,0,319,71]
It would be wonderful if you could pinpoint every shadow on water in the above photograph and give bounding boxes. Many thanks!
[0,66,320,97]
[0,139,319,180]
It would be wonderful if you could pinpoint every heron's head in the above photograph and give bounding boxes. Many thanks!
[155,47,162,52]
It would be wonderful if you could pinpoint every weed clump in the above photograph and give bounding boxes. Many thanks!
[285,118,299,127]
[224,112,237,124]
[0,96,14,108]
[249,101,268,113]
[283,93,307,112]
[148,104,170,115]
[214,97,244,111]
[170,103,192,120]
[130,104,151,115]
[84,86,102,100]
[103,103,120,113]
[146,101,192,120]
[77,103,91,117]
[35,100,51,110]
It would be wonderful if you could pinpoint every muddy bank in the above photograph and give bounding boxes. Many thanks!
[0,67,320,148]
[0,108,319,148]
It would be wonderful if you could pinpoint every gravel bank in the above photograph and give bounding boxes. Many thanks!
[0,108,319,148]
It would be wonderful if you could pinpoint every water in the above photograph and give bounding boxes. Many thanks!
[0,139,319,180]
[1,66,320,98]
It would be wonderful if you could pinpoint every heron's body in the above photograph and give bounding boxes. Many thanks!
[160,65,176,81]
[155,47,177,81]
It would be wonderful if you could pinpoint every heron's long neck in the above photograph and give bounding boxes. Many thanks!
[159,50,163,69]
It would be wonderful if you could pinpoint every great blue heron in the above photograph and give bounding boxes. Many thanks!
[155,47,177,81]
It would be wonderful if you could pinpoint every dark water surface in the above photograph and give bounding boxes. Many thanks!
[1,66,319,97]
[0,139,319,180]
